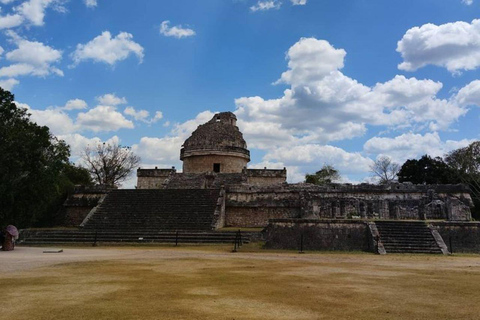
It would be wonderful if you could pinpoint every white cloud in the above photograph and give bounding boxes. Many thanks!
[16,101,76,135]
[63,99,87,110]
[291,0,307,5]
[153,111,163,122]
[397,19,480,73]
[0,78,19,90]
[76,105,134,132]
[0,0,65,30]
[132,136,183,169]
[124,106,149,121]
[84,0,97,8]
[159,21,196,39]
[276,38,346,86]
[15,0,55,26]
[96,93,127,106]
[264,144,373,175]
[58,134,120,158]
[0,14,24,29]
[250,0,281,12]
[0,32,62,81]
[363,132,473,164]
[455,79,480,106]
[462,0,473,5]
[71,31,144,66]
[235,37,471,155]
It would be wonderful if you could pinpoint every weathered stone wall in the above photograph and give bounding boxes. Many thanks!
[137,168,176,189]
[264,219,371,251]
[431,221,480,253]
[225,207,300,227]
[183,154,248,173]
[63,186,108,226]
[223,183,473,227]
[64,207,92,227]
[244,168,287,186]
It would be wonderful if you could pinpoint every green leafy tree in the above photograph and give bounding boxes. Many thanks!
[398,155,457,185]
[305,165,341,185]
[445,141,480,219]
[0,87,73,227]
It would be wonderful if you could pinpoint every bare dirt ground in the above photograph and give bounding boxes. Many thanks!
[1,245,480,319]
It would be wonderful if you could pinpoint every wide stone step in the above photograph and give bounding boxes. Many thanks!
[375,221,442,254]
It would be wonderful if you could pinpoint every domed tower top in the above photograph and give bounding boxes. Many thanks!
[180,112,250,173]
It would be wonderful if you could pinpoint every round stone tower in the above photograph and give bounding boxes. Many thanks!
[180,112,250,173]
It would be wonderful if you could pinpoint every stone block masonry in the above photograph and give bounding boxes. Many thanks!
[264,219,371,251]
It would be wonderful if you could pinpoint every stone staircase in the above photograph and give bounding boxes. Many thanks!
[375,221,446,254]
[19,189,257,245]
[83,189,220,231]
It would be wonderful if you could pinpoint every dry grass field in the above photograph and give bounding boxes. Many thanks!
[1,245,480,320]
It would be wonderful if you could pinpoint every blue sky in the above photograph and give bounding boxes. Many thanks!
[1,0,480,186]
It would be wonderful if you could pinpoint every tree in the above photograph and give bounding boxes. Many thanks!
[0,87,72,227]
[445,141,480,219]
[370,156,400,184]
[82,143,140,187]
[398,155,457,185]
[305,165,341,185]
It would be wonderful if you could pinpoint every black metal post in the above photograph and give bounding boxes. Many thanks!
[93,231,98,247]
[175,231,179,247]
[299,233,304,254]
[238,230,242,247]
[232,234,238,252]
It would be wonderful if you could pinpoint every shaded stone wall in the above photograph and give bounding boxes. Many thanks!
[432,221,480,253]
[264,219,371,251]
[63,186,109,227]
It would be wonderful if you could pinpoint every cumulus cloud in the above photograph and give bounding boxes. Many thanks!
[0,31,62,87]
[124,107,163,124]
[0,14,24,29]
[291,0,307,5]
[363,132,473,163]
[462,0,473,5]
[71,31,144,66]
[235,37,470,155]
[58,134,120,158]
[63,99,87,110]
[84,0,97,8]
[15,101,76,135]
[0,0,66,29]
[160,21,196,39]
[96,93,127,106]
[397,19,480,73]
[455,79,480,106]
[0,78,19,90]
[250,0,281,11]
[76,105,134,132]
[264,144,373,175]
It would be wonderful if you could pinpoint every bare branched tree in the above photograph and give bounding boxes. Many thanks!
[370,156,400,184]
[82,143,140,187]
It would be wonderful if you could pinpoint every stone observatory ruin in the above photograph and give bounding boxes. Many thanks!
[20,112,480,254]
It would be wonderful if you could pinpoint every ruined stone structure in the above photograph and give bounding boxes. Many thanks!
[48,111,477,253]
